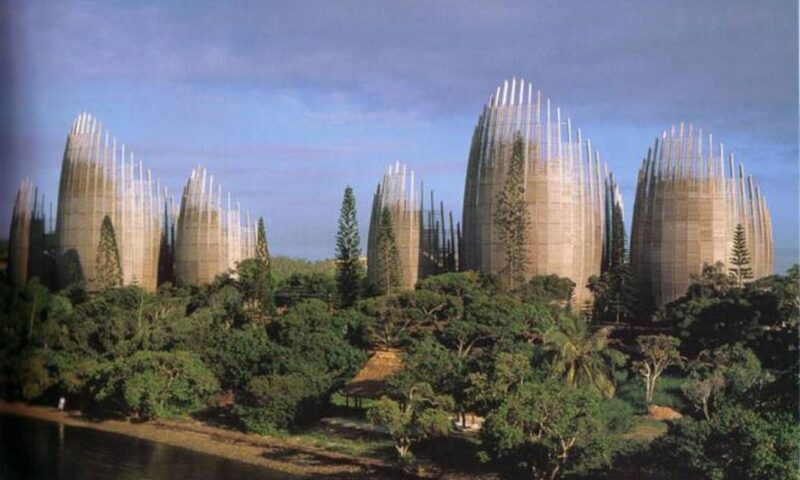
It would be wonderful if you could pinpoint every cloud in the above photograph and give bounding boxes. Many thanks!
[3,0,797,267]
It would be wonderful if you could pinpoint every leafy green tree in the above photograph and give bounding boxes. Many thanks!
[335,186,364,308]
[235,373,311,433]
[682,344,763,420]
[358,290,451,348]
[17,349,54,400]
[651,404,799,480]
[494,132,530,289]
[388,336,467,420]
[728,223,753,287]
[542,315,625,397]
[273,272,336,308]
[206,326,275,391]
[372,206,402,295]
[368,381,453,464]
[465,351,534,414]
[92,350,219,419]
[236,258,272,321]
[588,264,648,324]
[480,377,619,480]
[633,335,682,405]
[744,265,800,370]
[95,215,123,290]
[516,274,575,308]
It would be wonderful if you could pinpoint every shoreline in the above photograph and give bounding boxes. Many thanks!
[0,401,398,479]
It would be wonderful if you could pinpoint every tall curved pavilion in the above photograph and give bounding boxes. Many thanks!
[366,161,459,291]
[461,78,612,306]
[55,113,164,291]
[367,162,422,291]
[7,179,47,287]
[630,124,773,306]
[174,166,257,285]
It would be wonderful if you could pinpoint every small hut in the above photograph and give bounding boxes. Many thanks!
[342,349,402,408]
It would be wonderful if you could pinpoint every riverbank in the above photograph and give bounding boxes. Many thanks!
[0,401,400,479]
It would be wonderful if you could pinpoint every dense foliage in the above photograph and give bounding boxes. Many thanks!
[0,261,364,432]
[1,257,797,479]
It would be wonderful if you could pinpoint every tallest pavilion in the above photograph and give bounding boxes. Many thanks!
[461,78,615,306]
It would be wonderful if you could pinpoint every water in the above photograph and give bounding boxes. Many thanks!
[0,414,294,480]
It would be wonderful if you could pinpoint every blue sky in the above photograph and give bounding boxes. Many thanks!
[2,0,798,271]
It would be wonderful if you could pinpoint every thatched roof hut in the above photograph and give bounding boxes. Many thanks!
[342,349,402,399]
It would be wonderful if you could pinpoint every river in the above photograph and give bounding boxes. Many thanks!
[0,414,293,479]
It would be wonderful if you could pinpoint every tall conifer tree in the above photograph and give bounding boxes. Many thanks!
[335,186,363,307]
[494,132,530,290]
[729,223,753,287]
[255,216,274,313]
[610,204,626,269]
[374,206,402,295]
[95,215,122,290]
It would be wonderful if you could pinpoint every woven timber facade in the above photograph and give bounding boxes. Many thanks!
[367,162,459,291]
[55,113,164,291]
[461,78,611,307]
[630,125,773,307]
[7,113,260,291]
[174,166,258,286]
[7,180,49,287]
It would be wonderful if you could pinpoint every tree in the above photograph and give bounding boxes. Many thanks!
[480,377,620,480]
[494,132,530,290]
[368,381,453,465]
[251,217,274,315]
[95,215,122,290]
[235,373,311,433]
[256,216,270,267]
[682,344,763,420]
[607,202,626,271]
[92,350,219,419]
[651,404,799,480]
[516,274,575,308]
[372,206,402,295]
[335,186,364,307]
[633,335,682,405]
[542,315,626,397]
[729,223,753,287]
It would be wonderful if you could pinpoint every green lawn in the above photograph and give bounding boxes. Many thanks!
[290,425,393,457]
[615,370,688,413]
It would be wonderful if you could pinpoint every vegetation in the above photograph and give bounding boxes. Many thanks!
[368,381,452,465]
[494,132,530,289]
[95,215,123,289]
[633,335,682,405]
[371,206,402,295]
[728,223,753,287]
[335,186,364,308]
[1,254,797,479]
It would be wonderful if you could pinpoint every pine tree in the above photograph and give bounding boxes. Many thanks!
[374,206,402,295]
[729,223,753,287]
[610,203,626,270]
[95,215,122,290]
[335,186,364,307]
[255,217,274,313]
[256,216,270,267]
[494,132,530,290]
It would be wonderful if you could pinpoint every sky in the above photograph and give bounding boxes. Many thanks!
[1,0,798,271]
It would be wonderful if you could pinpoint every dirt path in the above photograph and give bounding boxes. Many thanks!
[0,401,400,479]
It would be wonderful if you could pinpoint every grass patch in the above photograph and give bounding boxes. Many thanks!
[624,417,669,442]
[615,370,688,413]
[290,425,393,458]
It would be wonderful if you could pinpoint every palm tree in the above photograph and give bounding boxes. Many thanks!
[542,314,626,397]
